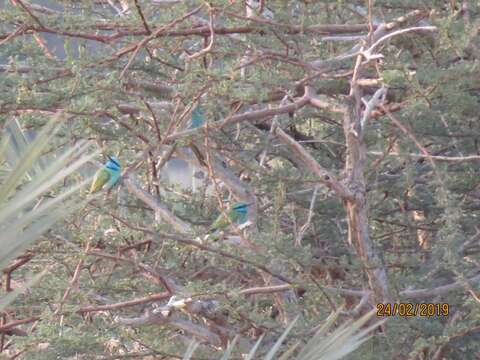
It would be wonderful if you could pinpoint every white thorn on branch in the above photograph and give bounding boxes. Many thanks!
[259,94,290,167]
[361,26,437,61]
[361,86,387,130]
[187,6,215,60]
[295,185,319,247]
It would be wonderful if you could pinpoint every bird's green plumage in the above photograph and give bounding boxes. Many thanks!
[90,167,111,193]
[209,202,250,233]
[90,156,121,193]
[190,106,204,129]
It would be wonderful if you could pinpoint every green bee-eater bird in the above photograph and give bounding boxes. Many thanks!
[209,202,251,233]
[187,105,207,167]
[189,105,204,129]
[90,156,121,194]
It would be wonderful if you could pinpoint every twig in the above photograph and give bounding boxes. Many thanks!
[115,312,222,346]
[2,254,33,291]
[143,101,162,142]
[380,105,446,192]
[342,294,371,317]
[54,242,91,316]
[295,185,319,247]
[0,317,40,333]
[187,6,215,60]
[107,0,124,16]
[119,5,203,78]
[134,0,151,34]
[32,33,55,59]
[15,0,45,28]
[77,292,170,314]
[362,26,437,61]
[258,117,278,167]
[274,126,353,200]
[360,86,387,130]
[87,249,177,293]
[123,175,192,234]
[368,151,480,162]
[400,273,480,298]
[112,225,294,284]
[165,89,311,142]
[0,26,26,47]
[237,284,292,296]
[259,95,289,167]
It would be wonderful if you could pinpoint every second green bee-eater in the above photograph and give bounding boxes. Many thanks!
[209,202,251,233]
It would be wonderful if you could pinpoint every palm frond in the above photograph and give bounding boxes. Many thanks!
[297,310,386,360]
[182,309,385,360]
[0,115,97,309]
[182,340,199,360]
[0,115,61,202]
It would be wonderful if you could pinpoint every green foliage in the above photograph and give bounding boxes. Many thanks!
[1,1,480,358]
[23,324,105,359]
[381,69,406,88]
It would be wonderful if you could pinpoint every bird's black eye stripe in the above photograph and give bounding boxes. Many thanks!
[107,156,120,167]
[234,203,252,209]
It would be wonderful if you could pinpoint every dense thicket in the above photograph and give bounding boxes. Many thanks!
[1,0,479,358]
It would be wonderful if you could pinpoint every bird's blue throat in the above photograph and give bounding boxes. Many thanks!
[106,156,121,171]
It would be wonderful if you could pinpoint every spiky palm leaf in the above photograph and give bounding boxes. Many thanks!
[183,309,385,360]
[0,115,98,309]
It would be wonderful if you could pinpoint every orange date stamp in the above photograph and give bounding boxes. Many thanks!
[376,303,449,317]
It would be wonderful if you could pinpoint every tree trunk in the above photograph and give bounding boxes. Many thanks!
[343,97,391,304]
